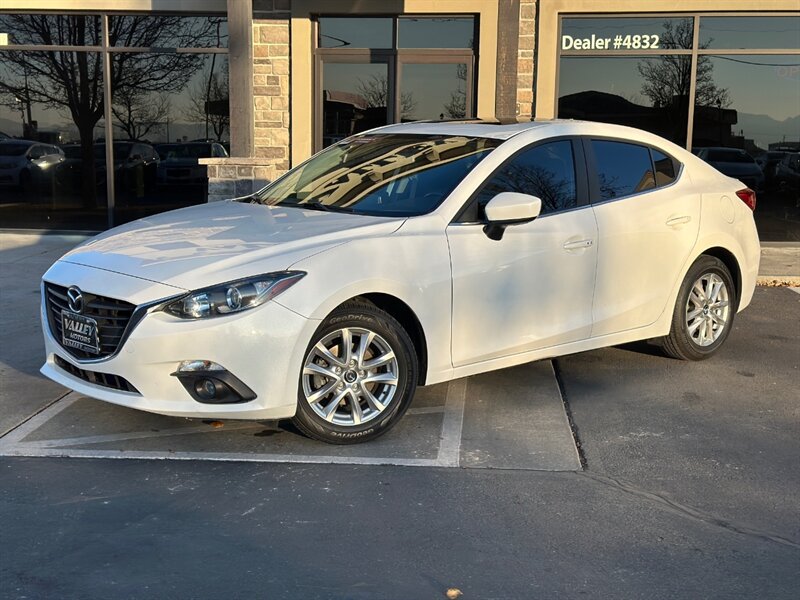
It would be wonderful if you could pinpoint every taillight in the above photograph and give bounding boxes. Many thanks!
[735,188,756,211]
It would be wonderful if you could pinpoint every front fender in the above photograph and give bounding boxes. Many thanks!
[276,225,454,384]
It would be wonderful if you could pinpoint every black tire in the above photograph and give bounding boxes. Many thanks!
[661,255,737,361]
[291,300,418,444]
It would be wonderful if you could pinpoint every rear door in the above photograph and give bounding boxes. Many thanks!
[587,139,700,337]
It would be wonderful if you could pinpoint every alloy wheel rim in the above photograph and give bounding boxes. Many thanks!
[302,327,399,426]
[685,272,730,347]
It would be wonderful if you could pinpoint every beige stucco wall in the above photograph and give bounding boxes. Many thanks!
[535,0,800,119]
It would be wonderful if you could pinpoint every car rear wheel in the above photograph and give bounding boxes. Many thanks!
[291,301,418,444]
[662,255,737,361]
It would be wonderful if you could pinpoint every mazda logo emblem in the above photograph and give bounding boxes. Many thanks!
[67,286,84,314]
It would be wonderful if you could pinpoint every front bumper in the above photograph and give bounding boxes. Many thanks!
[41,264,319,420]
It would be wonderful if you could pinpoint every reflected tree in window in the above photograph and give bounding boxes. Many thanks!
[638,20,730,110]
[187,61,229,141]
[0,14,224,207]
[355,74,417,119]
[442,64,467,120]
[112,89,171,141]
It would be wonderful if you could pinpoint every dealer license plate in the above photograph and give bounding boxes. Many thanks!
[61,311,100,354]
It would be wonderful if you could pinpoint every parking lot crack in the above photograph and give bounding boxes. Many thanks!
[551,359,587,470]
[579,471,800,550]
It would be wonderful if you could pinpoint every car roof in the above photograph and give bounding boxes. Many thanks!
[0,139,36,147]
[365,119,578,140]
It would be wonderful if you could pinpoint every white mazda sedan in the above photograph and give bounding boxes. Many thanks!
[41,121,760,443]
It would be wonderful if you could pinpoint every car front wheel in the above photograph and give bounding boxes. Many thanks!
[291,301,418,444]
[662,255,737,361]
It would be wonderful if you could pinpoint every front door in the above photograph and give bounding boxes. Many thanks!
[447,139,598,367]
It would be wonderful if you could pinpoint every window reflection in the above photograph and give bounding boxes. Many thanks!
[0,50,108,229]
[111,54,229,224]
[0,14,101,46]
[691,54,800,241]
[321,62,390,147]
[475,141,578,217]
[398,17,475,49]
[108,15,227,48]
[561,17,694,50]
[699,17,800,50]
[318,18,393,49]
[559,56,691,146]
[400,63,469,121]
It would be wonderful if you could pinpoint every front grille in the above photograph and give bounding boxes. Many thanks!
[45,282,136,360]
[54,355,140,394]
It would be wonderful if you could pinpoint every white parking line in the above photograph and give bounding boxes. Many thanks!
[789,287,800,295]
[0,385,467,468]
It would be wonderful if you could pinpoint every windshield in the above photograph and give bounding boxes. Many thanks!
[255,134,500,217]
[0,143,29,157]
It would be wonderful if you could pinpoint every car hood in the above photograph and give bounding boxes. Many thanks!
[60,201,405,291]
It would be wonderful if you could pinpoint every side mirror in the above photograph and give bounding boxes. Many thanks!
[482,192,542,241]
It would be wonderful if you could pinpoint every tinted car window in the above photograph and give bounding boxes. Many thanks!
[592,140,655,201]
[652,148,677,187]
[472,140,578,219]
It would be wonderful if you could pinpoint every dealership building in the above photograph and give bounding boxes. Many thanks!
[0,0,798,242]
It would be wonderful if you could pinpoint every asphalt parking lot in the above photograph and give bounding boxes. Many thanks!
[1,234,798,599]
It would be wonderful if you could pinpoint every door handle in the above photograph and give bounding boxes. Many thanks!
[563,239,594,250]
[666,215,692,227]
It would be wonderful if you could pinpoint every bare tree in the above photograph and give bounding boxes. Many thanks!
[112,90,171,141]
[186,62,230,141]
[442,63,468,120]
[638,20,730,109]
[0,14,223,206]
[355,75,417,120]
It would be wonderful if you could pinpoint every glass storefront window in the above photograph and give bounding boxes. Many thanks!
[398,17,475,49]
[0,50,108,230]
[109,15,227,48]
[0,14,101,46]
[400,63,470,121]
[557,13,800,242]
[692,54,800,241]
[0,12,228,231]
[110,53,229,225]
[318,18,393,49]
[699,17,800,50]
[558,55,691,146]
[560,17,694,51]
[321,62,390,147]
[316,16,476,148]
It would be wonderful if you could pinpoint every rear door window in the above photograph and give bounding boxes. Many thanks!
[651,148,677,187]
[591,140,655,201]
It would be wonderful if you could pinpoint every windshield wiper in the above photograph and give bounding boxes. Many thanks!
[282,199,342,213]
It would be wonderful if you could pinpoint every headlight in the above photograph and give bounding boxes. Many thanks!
[164,271,305,319]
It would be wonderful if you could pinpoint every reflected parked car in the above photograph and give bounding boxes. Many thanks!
[773,153,800,195]
[755,151,788,190]
[58,142,160,196]
[0,140,64,193]
[155,142,228,187]
[694,147,764,193]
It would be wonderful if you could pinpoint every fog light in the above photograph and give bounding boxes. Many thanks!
[177,360,225,373]
[195,378,218,400]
